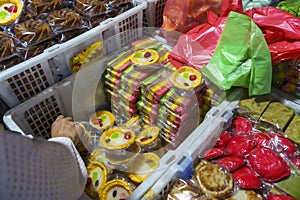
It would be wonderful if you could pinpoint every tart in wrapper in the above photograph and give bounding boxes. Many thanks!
[85,161,108,198]
[128,152,160,183]
[89,110,115,131]
[100,179,134,200]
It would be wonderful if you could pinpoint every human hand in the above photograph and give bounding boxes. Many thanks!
[51,115,79,145]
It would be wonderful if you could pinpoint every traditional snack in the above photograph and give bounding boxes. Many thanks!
[171,66,202,90]
[239,97,270,120]
[47,9,81,31]
[284,114,300,144]
[167,179,201,200]
[89,110,115,131]
[0,31,17,59]
[128,153,160,183]
[194,161,234,198]
[100,179,134,200]
[28,0,62,18]
[0,0,22,25]
[136,126,160,151]
[225,189,263,200]
[259,102,295,130]
[85,162,108,198]
[75,0,106,17]
[14,19,52,45]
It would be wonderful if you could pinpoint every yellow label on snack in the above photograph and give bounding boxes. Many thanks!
[0,0,22,25]
[131,49,159,66]
[100,127,135,150]
[172,66,202,90]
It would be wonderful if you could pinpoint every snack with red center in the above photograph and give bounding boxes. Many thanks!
[232,166,261,189]
[85,162,108,198]
[135,126,160,152]
[232,116,253,136]
[215,155,245,172]
[226,135,255,158]
[89,110,115,130]
[100,127,140,164]
[248,147,291,183]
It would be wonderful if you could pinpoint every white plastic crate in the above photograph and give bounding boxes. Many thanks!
[137,0,167,28]
[0,1,147,109]
[142,88,300,200]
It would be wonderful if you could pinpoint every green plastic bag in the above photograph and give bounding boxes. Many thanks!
[201,11,272,96]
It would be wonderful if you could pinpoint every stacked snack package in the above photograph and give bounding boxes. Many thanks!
[104,37,217,147]
[167,96,300,200]
[273,59,300,98]
[0,0,134,71]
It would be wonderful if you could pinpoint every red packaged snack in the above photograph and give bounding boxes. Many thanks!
[248,147,291,183]
[226,135,255,158]
[232,116,253,136]
[215,131,232,148]
[267,194,297,200]
[202,147,226,160]
[253,132,271,148]
[269,133,297,158]
[291,156,300,169]
[215,155,245,171]
[232,166,261,189]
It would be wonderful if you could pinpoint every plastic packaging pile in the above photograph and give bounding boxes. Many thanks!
[167,97,300,200]
[0,0,134,71]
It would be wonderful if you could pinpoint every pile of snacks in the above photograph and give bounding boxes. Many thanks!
[104,37,215,147]
[167,97,300,199]
[0,0,133,71]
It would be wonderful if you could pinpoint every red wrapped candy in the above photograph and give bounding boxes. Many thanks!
[248,147,291,182]
[215,131,232,148]
[267,194,296,200]
[232,166,261,189]
[202,147,226,160]
[226,135,255,158]
[232,116,253,136]
[253,132,271,148]
[269,133,297,158]
[215,155,245,171]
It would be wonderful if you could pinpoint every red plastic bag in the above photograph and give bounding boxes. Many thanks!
[162,0,224,34]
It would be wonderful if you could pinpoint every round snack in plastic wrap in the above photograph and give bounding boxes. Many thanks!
[85,161,108,198]
[13,19,52,45]
[89,110,115,131]
[100,179,134,200]
[100,127,140,164]
[89,148,114,173]
[225,189,263,200]
[128,153,160,183]
[135,126,160,151]
[130,49,160,66]
[74,0,106,18]
[194,160,234,198]
[0,0,22,25]
[47,9,82,32]
[167,179,202,200]
[171,66,202,90]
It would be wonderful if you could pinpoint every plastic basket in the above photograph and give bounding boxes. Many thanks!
[0,1,147,109]
[141,88,300,200]
[138,0,167,28]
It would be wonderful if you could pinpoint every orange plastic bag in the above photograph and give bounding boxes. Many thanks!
[162,0,224,34]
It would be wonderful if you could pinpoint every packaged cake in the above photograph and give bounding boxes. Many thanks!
[85,161,108,198]
[100,179,135,200]
[89,110,115,131]
[0,0,23,25]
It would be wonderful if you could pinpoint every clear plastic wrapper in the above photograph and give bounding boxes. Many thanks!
[0,31,22,71]
[73,0,107,18]
[12,18,53,46]
[24,0,63,19]
[167,179,201,200]
[105,0,133,14]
